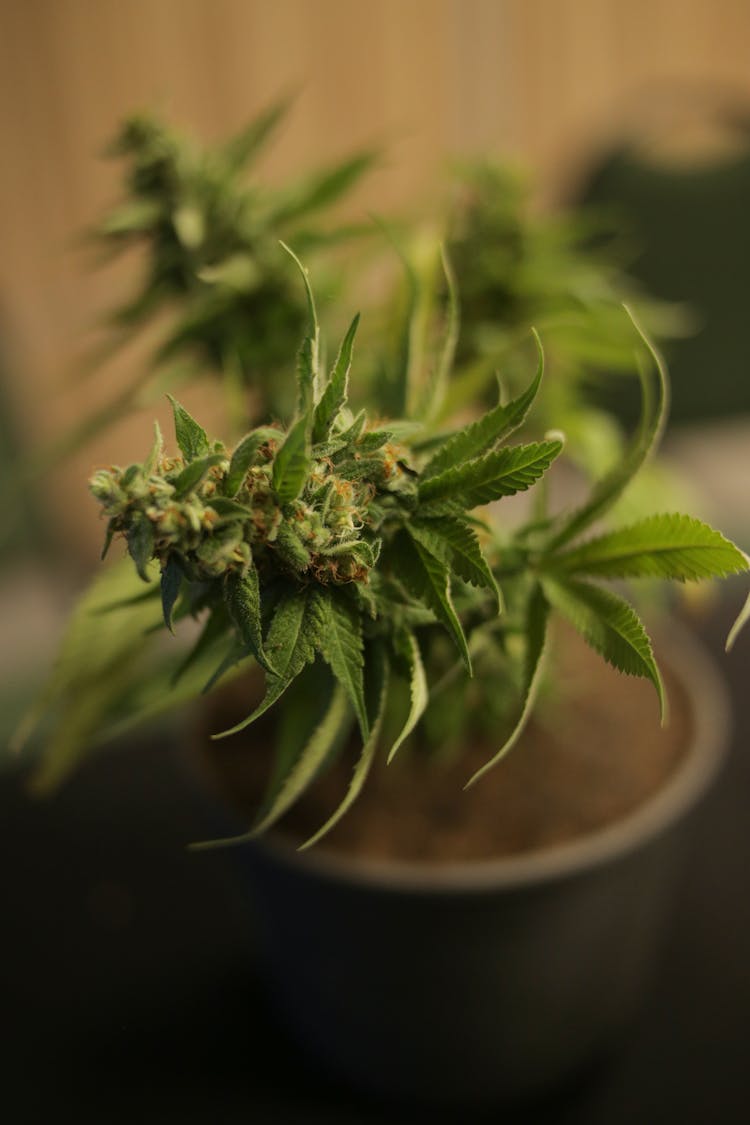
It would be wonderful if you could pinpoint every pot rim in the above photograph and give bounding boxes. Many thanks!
[245,621,730,894]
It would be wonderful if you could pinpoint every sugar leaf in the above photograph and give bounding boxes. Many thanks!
[272,414,311,505]
[167,395,210,462]
[312,313,360,442]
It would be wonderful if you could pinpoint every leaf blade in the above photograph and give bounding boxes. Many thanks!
[465,584,549,788]
[419,440,563,509]
[299,642,389,849]
[542,576,666,719]
[272,415,311,505]
[400,532,472,672]
[319,590,369,739]
[545,514,750,582]
[422,330,545,479]
[167,395,210,462]
[312,313,359,443]
[386,630,428,763]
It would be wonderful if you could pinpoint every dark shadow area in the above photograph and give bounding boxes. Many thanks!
[2,589,749,1124]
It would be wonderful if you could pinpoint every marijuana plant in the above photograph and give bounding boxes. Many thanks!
[435,162,689,477]
[58,100,375,458]
[17,247,748,849]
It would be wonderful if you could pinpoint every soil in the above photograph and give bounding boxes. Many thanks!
[199,627,692,864]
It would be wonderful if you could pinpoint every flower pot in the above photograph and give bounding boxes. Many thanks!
[200,625,730,1105]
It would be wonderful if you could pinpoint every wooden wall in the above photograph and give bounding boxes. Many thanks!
[1,0,748,556]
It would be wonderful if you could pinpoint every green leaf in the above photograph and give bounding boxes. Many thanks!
[319,590,369,739]
[727,590,750,652]
[160,556,183,632]
[272,414,311,505]
[386,630,428,763]
[420,440,563,510]
[547,307,667,550]
[300,642,389,849]
[279,241,319,415]
[207,497,253,520]
[191,682,352,849]
[226,427,283,496]
[409,517,501,608]
[416,245,460,424]
[10,557,164,790]
[211,587,324,739]
[272,151,377,227]
[422,329,544,479]
[399,532,472,672]
[466,584,549,788]
[172,452,226,498]
[312,313,359,443]
[171,605,232,687]
[542,576,665,719]
[224,567,276,674]
[332,408,367,445]
[144,420,164,474]
[167,395,210,462]
[544,514,750,582]
[220,94,292,171]
[127,514,155,581]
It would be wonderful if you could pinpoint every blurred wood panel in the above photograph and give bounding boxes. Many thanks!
[0,0,748,557]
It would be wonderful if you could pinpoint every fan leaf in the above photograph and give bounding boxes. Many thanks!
[542,576,665,719]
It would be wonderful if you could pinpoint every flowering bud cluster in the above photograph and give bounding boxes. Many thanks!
[90,431,411,586]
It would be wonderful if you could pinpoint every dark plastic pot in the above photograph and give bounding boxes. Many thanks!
[211,627,730,1104]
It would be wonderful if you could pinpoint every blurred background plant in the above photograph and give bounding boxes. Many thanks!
[49,99,376,459]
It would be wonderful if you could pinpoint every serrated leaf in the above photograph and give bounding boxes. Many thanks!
[420,440,563,509]
[542,576,665,719]
[545,514,750,582]
[319,590,369,739]
[547,307,666,550]
[399,533,472,672]
[211,587,324,739]
[272,414,311,505]
[300,642,389,849]
[160,556,183,632]
[423,329,544,479]
[409,517,501,608]
[466,584,548,788]
[226,427,283,496]
[386,630,428,763]
[172,452,226,498]
[279,241,319,415]
[191,682,352,850]
[224,567,276,674]
[312,313,359,443]
[167,395,210,462]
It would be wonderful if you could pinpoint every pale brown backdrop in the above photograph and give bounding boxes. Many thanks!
[1,0,748,555]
